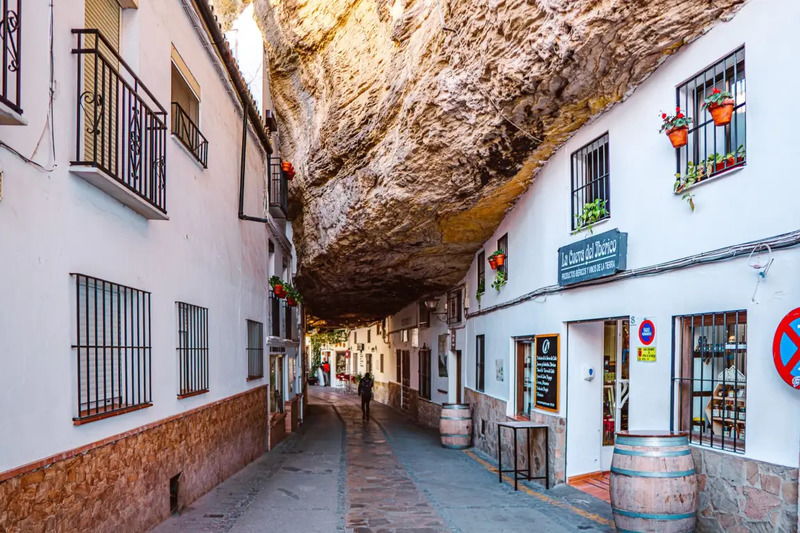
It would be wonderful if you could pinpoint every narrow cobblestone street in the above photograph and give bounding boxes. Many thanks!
[154,387,613,532]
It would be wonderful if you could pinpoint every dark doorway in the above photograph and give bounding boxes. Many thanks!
[169,473,182,514]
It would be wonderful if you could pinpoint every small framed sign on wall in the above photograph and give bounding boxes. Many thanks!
[534,334,560,412]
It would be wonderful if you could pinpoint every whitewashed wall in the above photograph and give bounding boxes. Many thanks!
[0,1,292,472]
[461,0,800,470]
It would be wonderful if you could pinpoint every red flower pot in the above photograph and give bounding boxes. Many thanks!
[287,297,297,306]
[708,100,734,126]
[273,284,285,298]
[494,253,505,267]
[488,257,498,270]
[667,127,688,148]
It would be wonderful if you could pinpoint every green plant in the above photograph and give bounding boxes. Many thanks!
[659,107,692,133]
[476,278,486,301]
[674,163,699,211]
[576,198,608,234]
[489,249,505,260]
[269,275,283,289]
[702,87,733,109]
[308,329,348,375]
[491,269,507,291]
[285,284,303,303]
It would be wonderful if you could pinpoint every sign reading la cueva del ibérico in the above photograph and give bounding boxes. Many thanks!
[558,229,628,286]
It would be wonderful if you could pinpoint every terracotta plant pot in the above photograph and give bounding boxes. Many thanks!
[287,297,297,306]
[708,100,734,126]
[488,257,498,270]
[667,127,688,148]
[273,285,285,298]
[494,253,506,267]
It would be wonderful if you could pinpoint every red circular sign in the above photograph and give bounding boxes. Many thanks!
[772,307,800,390]
[638,320,655,346]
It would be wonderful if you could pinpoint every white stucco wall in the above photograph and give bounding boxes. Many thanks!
[0,0,294,472]
[459,0,800,470]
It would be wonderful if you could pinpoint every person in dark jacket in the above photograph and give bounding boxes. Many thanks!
[358,372,374,421]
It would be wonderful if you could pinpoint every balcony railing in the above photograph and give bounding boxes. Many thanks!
[0,0,21,114]
[72,29,168,214]
[171,101,208,168]
[268,155,288,218]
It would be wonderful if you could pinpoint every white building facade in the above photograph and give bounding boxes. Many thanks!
[347,2,800,531]
[0,0,302,529]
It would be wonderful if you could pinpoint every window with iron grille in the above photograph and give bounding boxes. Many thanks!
[447,288,462,325]
[380,353,384,373]
[570,133,610,231]
[270,294,280,337]
[396,349,402,382]
[497,234,509,280]
[419,349,431,400]
[366,353,373,374]
[284,304,293,340]
[672,310,746,454]
[676,47,746,186]
[247,320,264,380]
[418,301,430,328]
[476,335,485,392]
[0,0,22,116]
[72,274,152,423]
[367,328,372,343]
[477,250,486,296]
[176,302,209,397]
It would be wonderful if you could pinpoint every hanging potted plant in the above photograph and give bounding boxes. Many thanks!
[488,254,498,270]
[491,269,507,291]
[703,88,735,126]
[281,161,296,180]
[285,284,302,307]
[269,275,286,298]
[489,249,506,268]
[659,107,692,148]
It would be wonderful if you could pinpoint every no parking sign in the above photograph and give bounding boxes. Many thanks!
[773,308,800,390]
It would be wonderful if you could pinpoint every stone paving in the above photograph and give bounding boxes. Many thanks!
[153,387,613,532]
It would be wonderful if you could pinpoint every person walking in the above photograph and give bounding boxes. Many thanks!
[321,358,331,386]
[358,372,374,421]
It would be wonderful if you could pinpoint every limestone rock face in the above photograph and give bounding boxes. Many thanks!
[251,0,745,324]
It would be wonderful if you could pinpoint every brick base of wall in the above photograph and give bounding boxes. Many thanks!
[416,398,442,431]
[269,412,287,450]
[693,447,798,532]
[0,386,267,533]
[465,388,566,487]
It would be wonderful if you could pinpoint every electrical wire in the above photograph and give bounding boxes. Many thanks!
[0,0,56,173]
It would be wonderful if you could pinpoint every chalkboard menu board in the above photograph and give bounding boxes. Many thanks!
[534,334,560,412]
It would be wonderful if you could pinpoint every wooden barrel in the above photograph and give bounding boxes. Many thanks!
[610,431,697,533]
[439,403,472,449]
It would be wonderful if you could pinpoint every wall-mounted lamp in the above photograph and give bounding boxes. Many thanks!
[424,297,448,322]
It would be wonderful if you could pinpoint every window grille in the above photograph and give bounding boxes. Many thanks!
[672,310,746,453]
[0,0,22,114]
[72,274,152,422]
[447,289,462,325]
[676,47,746,184]
[367,328,372,343]
[477,250,485,294]
[270,294,280,337]
[380,353,384,373]
[419,349,431,400]
[396,349,402,382]
[284,304,293,340]
[476,335,485,392]
[570,133,610,231]
[247,320,264,379]
[176,302,209,397]
[366,353,373,374]
[497,234,509,280]
[418,301,430,328]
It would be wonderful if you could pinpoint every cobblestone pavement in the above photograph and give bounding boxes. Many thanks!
[153,387,613,533]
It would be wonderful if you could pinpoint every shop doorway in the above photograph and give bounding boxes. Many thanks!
[566,318,630,478]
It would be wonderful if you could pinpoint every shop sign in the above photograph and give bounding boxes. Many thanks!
[558,229,628,286]
[534,334,560,412]
[772,307,800,390]
[637,347,656,362]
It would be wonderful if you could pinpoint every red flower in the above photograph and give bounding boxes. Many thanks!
[712,88,721,94]
[677,113,685,118]
[661,113,667,119]
[676,106,681,113]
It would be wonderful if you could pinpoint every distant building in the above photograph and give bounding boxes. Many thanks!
[0,0,302,529]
